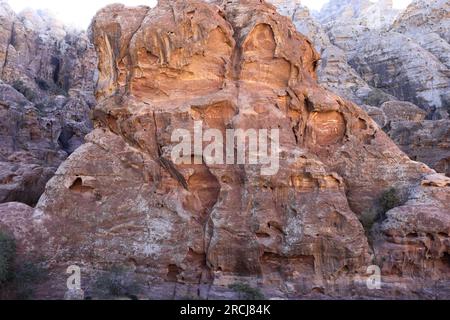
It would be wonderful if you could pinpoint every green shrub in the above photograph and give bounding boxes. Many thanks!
[380,188,402,215]
[229,282,265,300]
[36,78,50,91]
[0,232,16,284]
[93,265,141,299]
[359,188,403,234]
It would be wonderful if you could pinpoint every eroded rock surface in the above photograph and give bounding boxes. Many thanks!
[318,0,449,118]
[389,120,450,177]
[268,0,384,107]
[0,1,96,205]
[0,0,446,299]
[268,0,450,121]
[268,0,450,180]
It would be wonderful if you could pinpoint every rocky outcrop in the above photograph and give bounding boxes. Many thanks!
[348,31,450,118]
[314,0,398,59]
[390,0,450,118]
[315,0,450,118]
[361,100,449,177]
[268,0,385,107]
[317,0,400,31]
[392,0,450,44]
[0,202,35,256]
[389,120,450,177]
[375,174,450,290]
[380,101,427,124]
[271,0,450,120]
[267,0,449,179]
[0,0,447,299]
[0,1,97,205]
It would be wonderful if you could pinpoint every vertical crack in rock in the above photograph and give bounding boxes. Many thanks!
[1,21,14,77]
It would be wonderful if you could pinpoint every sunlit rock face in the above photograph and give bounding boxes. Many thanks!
[0,1,97,205]
[0,0,448,299]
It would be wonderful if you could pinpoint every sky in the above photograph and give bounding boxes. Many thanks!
[8,0,413,29]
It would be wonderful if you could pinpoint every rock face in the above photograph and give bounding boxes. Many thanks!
[268,0,383,107]
[267,0,450,180]
[389,119,450,177]
[0,202,35,257]
[348,31,450,117]
[0,1,97,205]
[390,0,450,117]
[361,101,450,177]
[0,0,447,299]
[317,0,450,119]
[380,101,427,124]
[392,0,450,48]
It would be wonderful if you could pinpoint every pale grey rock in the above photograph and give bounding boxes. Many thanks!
[268,0,385,106]
[318,0,400,32]
[309,0,450,118]
[361,105,387,128]
[381,101,427,124]
[388,120,450,177]
[348,31,450,117]
[392,0,450,43]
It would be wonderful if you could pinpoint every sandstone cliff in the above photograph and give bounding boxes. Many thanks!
[317,0,449,118]
[0,0,448,299]
[0,1,97,205]
[268,0,449,177]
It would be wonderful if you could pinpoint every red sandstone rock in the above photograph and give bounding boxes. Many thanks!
[1,0,448,299]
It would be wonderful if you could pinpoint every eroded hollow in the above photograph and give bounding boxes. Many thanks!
[182,164,221,220]
[69,178,94,193]
[240,23,292,89]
